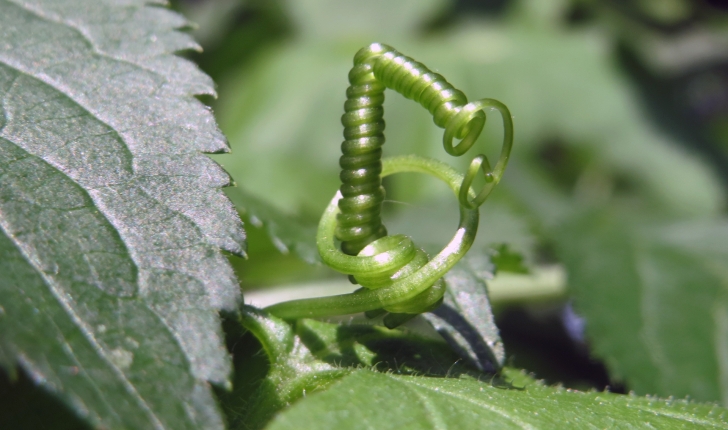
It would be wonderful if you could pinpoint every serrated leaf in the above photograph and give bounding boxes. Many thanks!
[555,211,728,405]
[0,0,244,428]
[266,369,728,430]
[236,310,728,430]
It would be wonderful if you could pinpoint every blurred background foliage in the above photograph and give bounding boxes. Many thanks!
[173,0,728,404]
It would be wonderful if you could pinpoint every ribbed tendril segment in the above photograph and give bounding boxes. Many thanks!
[337,46,389,255]
[337,43,487,256]
[371,47,473,131]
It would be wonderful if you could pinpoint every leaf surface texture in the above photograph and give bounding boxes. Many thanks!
[0,0,244,427]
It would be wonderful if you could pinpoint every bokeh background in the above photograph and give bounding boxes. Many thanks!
[174,0,728,399]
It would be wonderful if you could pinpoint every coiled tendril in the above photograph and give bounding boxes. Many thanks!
[266,43,514,328]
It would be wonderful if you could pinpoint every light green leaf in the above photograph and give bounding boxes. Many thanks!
[438,21,724,217]
[213,42,345,214]
[555,212,728,405]
[383,194,538,266]
[266,369,728,430]
[215,2,724,219]
[0,0,243,428]
[287,0,448,42]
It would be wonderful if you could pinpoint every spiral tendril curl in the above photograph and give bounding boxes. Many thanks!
[266,43,514,328]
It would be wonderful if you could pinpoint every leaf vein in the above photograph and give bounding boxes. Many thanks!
[390,376,537,430]
[8,0,178,86]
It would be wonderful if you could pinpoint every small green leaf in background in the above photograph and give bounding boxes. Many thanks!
[556,211,728,406]
[0,0,244,428]
[287,0,446,42]
[489,243,530,274]
[223,186,332,288]
[265,368,728,430]
[226,187,320,265]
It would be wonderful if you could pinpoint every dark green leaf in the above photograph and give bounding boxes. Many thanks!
[423,253,505,372]
[555,211,728,404]
[266,369,728,430]
[236,308,728,430]
[293,317,476,377]
[0,0,244,428]
[0,367,91,430]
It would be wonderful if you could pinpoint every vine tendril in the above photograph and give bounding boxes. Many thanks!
[266,43,514,328]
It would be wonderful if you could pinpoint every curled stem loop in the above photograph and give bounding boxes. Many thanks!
[265,44,514,327]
